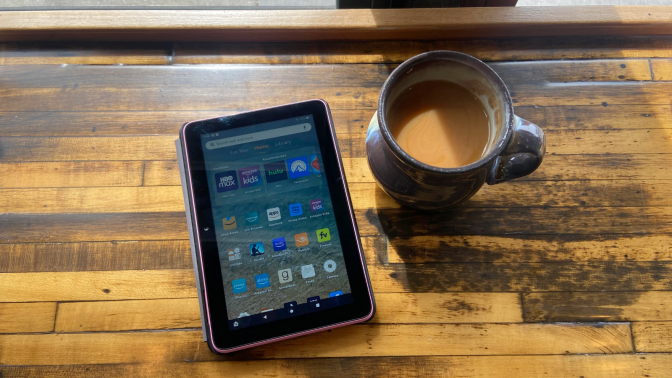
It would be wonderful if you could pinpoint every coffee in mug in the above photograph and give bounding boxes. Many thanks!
[387,80,491,169]
[366,51,546,210]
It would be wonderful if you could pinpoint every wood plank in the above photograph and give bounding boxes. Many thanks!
[0,161,143,188]
[382,234,672,264]
[0,42,170,65]
[0,63,663,113]
[0,302,55,333]
[0,240,192,273]
[2,355,672,378]
[55,298,201,332]
[352,180,672,210]
[356,206,672,237]
[373,292,523,323]
[0,136,176,162]
[0,323,632,364]
[523,292,672,322]
[491,59,652,82]
[651,58,672,80]
[54,293,522,332]
[2,8,672,42]
[174,37,672,64]
[369,262,672,293]
[516,105,672,131]
[2,179,669,213]
[633,322,672,352]
[0,213,188,243]
[510,82,672,106]
[0,269,196,302]
[0,104,668,140]
[0,109,371,137]
[2,127,670,163]
[0,187,185,213]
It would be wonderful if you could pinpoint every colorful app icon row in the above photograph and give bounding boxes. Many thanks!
[215,154,321,193]
[222,200,324,230]
[227,228,331,261]
[231,261,338,293]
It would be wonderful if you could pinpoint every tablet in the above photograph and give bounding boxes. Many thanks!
[179,100,375,353]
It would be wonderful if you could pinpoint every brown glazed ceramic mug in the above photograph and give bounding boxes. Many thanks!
[366,51,546,211]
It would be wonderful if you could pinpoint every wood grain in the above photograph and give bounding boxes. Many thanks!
[0,240,192,273]
[369,262,672,293]
[633,322,672,352]
[0,161,143,188]
[1,355,671,378]
[0,269,196,302]
[651,58,672,81]
[517,105,672,131]
[357,206,672,237]
[0,323,632,364]
[54,293,522,332]
[0,62,660,113]
[382,234,672,264]
[0,302,55,333]
[0,42,170,65]
[173,37,672,64]
[523,292,672,322]
[2,8,672,42]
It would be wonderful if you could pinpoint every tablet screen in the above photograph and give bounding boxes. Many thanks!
[201,114,354,330]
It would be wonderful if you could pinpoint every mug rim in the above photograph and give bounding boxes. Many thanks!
[377,50,515,175]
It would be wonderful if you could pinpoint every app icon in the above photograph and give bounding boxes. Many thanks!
[222,216,237,230]
[309,154,321,174]
[233,321,239,327]
[238,166,262,189]
[324,260,337,272]
[278,268,293,284]
[310,199,323,212]
[215,170,239,193]
[273,237,287,251]
[302,264,316,278]
[232,278,247,294]
[316,228,331,243]
[238,312,250,317]
[286,156,311,179]
[255,273,270,289]
[245,211,259,225]
[289,203,303,216]
[284,301,298,315]
[264,160,288,183]
[294,232,309,247]
[227,248,241,261]
[250,242,264,256]
[329,291,343,297]
[307,296,321,309]
[267,207,281,222]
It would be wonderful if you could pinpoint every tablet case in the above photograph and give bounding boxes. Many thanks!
[176,139,208,342]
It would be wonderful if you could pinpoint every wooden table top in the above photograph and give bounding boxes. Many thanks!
[1,36,672,377]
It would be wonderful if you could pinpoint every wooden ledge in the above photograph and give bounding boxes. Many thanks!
[1,6,672,42]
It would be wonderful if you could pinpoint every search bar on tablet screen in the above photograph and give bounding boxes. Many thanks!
[205,123,312,150]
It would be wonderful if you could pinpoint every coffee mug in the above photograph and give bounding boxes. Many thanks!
[366,51,546,211]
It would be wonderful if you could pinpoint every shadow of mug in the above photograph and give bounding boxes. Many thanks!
[366,51,546,211]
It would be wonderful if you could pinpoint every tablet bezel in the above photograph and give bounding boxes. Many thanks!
[180,99,375,353]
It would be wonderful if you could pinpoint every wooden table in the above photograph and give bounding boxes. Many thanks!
[1,8,672,377]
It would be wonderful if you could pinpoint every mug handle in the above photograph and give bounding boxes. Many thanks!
[486,116,546,185]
